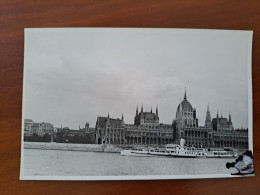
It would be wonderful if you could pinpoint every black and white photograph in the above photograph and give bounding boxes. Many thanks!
[20,28,254,180]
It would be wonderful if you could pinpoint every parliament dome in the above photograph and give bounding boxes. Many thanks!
[177,99,193,112]
[177,88,193,112]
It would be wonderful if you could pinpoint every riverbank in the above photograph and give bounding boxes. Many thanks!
[23,142,121,153]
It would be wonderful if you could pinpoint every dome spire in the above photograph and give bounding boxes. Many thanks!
[184,87,187,100]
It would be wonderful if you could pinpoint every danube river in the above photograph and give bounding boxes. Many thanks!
[23,149,234,176]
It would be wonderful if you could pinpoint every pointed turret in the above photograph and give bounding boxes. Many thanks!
[228,112,233,130]
[121,113,125,126]
[150,106,152,113]
[229,113,232,123]
[141,104,143,113]
[107,112,110,124]
[205,103,211,128]
[136,106,138,116]
[156,105,158,116]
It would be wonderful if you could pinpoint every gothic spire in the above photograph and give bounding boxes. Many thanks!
[108,112,110,118]
[184,87,187,100]
[141,104,143,113]
[205,103,211,128]
[122,113,124,120]
[156,105,158,116]
[136,105,138,115]
[150,106,152,113]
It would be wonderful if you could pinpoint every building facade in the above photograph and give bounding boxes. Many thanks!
[95,106,174,145]
[24,119,34,136]
[173,91,214,148]
[95,113,126,144]
[125,106,173,145]
[173,90,248,149]
[95,89,248,149]
[24,119,54,137]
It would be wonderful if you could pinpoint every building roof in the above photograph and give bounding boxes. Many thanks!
[96,116,123,128]
[212,117,231,130]
[142,112,157,120]
[177,99,193,112]
[24,119,33,123]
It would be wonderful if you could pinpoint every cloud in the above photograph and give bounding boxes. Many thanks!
[24,29,251,129]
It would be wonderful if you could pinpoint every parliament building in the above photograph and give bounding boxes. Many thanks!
[94,89,248,149]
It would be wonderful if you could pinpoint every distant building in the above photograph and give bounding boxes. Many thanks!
[56,127,84,138]
[24,119,34,136]
[24,119,54,137]
[55,123,95,143]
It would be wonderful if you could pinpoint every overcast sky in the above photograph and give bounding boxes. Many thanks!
[23,28,252,129]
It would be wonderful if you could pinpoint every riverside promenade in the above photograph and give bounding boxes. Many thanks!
[23,142,121,153]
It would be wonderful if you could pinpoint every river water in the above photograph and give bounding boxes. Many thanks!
[23,149,234,176]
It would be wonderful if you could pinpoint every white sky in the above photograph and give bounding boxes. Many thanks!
[23,28,252,129]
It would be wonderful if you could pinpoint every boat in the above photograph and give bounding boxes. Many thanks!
[205,148,238,158]
[121,142,197,158]
[121,137,238,158]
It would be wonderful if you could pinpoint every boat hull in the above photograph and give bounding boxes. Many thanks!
[121,150,197,158]
[206,155,237,158]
